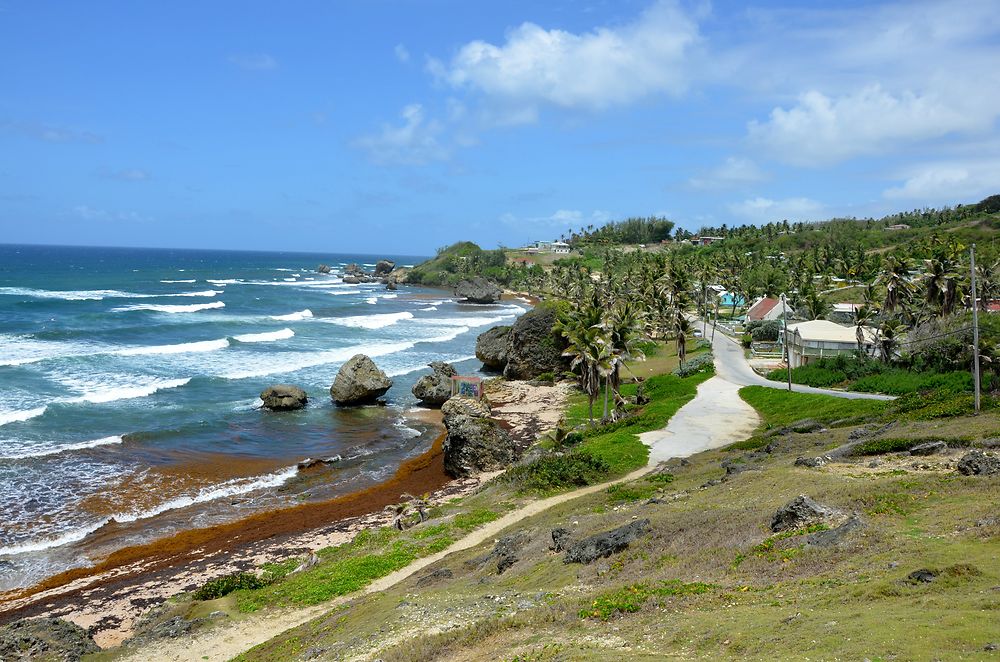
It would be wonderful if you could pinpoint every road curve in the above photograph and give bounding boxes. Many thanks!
[707,325,895,401]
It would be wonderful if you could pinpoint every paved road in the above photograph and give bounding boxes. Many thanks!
[707,325,895,401]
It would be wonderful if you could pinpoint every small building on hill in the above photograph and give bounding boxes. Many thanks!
[746,297,783,322]
[551,241,571,254]
[783,320,874,368]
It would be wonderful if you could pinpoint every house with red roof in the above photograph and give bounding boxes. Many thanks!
[746,297,783,322]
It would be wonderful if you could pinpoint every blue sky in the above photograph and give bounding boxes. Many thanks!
[1,0,998,254]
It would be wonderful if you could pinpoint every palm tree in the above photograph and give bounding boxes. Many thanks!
[803,291,831,320]
[878,255,914,315]
[877,319,905,363]
[852,304,875,357]
[604,299,647,410]
[674,310,692,363]
[558,305,612,426]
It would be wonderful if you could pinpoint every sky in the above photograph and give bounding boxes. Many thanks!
[1,0,998,255]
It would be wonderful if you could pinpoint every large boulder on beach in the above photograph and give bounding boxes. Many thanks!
[476,325,510,371]
[330,355,393,406]
[374,259,396,276]
[454,277,502,304]
[503,307,567,380]
[342,275,361,284]
[441,396,514,477]
[771,495,845,532]
[0,617,99,662]
[411,361,457,407]
[260,385,308,411]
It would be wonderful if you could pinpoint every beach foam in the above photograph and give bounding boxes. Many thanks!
[232,328,294,343]
[270,309,312,321]
[0,435,123,460]
[0,406,47,427]
[220,340,415,379]
[113,338,230,356]
[112,301,226,313]
[68,378,191,404]
[160,279,196,284]
[323,311,413,329]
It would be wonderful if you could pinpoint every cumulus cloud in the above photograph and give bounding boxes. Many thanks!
[728,197,823,223]
[429,0,700,115]
[394,44,410,63]
[748,85,994,166]
[687,156,768,189]
[228,53,278,71]
[883,160,1000,201]
[500,209,613,227]
[354,104,447,165]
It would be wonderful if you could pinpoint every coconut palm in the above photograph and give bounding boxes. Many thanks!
[852,304,875,357]
[558,305,612,426]
[877,255,915,314]
[877,319,905,363]
[802,291,831,320]
[674,310,692,363]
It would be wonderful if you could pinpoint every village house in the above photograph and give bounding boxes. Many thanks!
[745,296,784,322]
[782,320,874,368]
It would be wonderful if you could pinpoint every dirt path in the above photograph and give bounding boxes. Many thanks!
[120,371,758,662]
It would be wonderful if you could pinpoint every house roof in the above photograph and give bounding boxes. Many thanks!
[787,320,872,343]
[746,297,780,320]
[832,303,860,313]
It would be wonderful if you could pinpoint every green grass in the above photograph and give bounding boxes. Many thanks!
[765,356,973,396]
[738,385,889,429]
[581,580,715,620]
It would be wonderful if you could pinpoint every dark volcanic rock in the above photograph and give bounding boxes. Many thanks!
[956,450,1000,475]
[344,263,363,275]
[770,495,845,532]
[441,396,514,477]
[0,617,99,662]
[794,456,829,468]
[910,441,948,456]
[316,264,332,274]
[374,259,396,276]
[550,527,571,552]
[342,275,361,284]
[907,568,938,583]
[454,277,502,304]
[503,307,567,381]
[415,568,453,587]
[330,354,392,406]
[805,515,864,547]
[385,281,398,291]
[789,418,824,433]
[411,361,457,407]
[476,325,511,371]
[563,519,651,564]
[259,384,308,411]
[296,455,342,470]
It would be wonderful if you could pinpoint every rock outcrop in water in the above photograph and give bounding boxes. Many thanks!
[411,361,457,407]
[330,355,393,406]
[441,396,514,477]
[454,277,501,304]
[316,264,332,274]
[0,617,99,662]
[475,326,510,371]
[503,306,567,380]
[374,259,396,276]
[259,385,308,411]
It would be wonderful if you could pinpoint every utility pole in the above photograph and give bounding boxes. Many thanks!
[971,244,981,413]
[711,299,721,343]
[781,293,792,391]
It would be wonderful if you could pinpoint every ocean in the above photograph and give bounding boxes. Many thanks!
[0,244,525,590]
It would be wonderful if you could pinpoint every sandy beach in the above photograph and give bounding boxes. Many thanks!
[0,381,567,648]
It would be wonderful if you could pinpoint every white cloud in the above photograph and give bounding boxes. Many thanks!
[728,197,823,223]
[394,44,410,63]
[501,209,613,227]
[430,0,700,114]
[73,205,152,223]
[687,156,768,189]
[228,53,278,71]
[3,121,102,144]
[354,104,447,166]
[748,85,995,166]
[883,160,1000,202]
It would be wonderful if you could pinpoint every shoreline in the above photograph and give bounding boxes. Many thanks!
[0,412,472,647]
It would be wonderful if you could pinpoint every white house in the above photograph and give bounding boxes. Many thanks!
[551,241,571,254]
[782,320,874,368]
[746,297,784,322]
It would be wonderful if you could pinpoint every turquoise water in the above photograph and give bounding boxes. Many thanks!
[0,244,525,589]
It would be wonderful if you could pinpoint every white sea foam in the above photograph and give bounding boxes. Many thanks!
[69,378,191,404]
[220,341,414,379]
[418,327,472,344]
[0,287,218,300]
[0,465,298,556]
[418,306,438,312]
[270,309,312,321]
[380,293,398,299]
[159,290,220,298]
[0,406,47,427]
[0,436,123,460]
[327,289,362,296]
[114,338,230,356]
[160,279,196,283]
[282,278,296,282]
[112,301,225,313]
[416,316,505,328]
[206,279,242,285]
[365,297,378,305]
[232,328,294,343]
[322,311,413,329]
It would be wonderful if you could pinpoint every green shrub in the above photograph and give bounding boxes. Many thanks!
[852,438,917,455]
[674,352,714,377]
[534,372,555,383]
[581,581,714,620]
[194,572,270,600]
[502,453,611,492]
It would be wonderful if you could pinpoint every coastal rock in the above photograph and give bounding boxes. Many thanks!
[550,527,572,552]
[330,354,393,406]
[805,515,864,547]
[789,418,824,433]
[503,307,567,381]
[770,495,845,532]
[259,384,308,411]
[563,519,651,564]
[374,259,396,276]
[0,617,99,662]
[476,326,511,371]
[794,456,829,468]
[342,275,361,285]
[441,396,514,477]
[411,361,457,407]
[957,450,1000,476]
[316,264,332,274]
[385,281,398,291]
[476,531,529,574]
[344,263,363,275]
[907,568,938,583]
[454,277,502,304]
[910,441,948,456]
